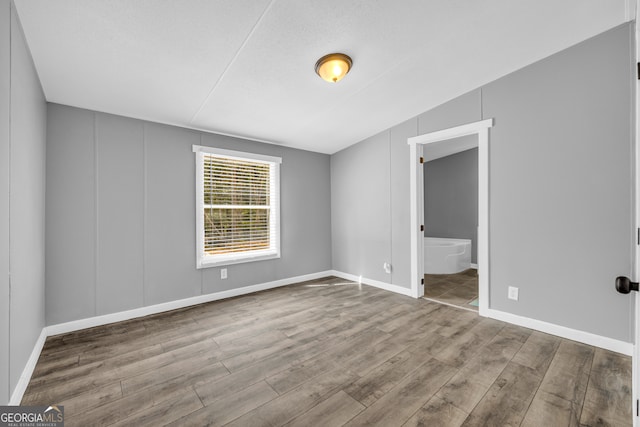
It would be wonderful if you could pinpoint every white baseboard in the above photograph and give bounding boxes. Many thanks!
[329,268,633,356]
[8,270,334,404]
[470,263,478,269]
[9,328,47,405]
[330,270,413,297]
[47,270,333,337]
[486,308,633,356]
[9,269,633,405]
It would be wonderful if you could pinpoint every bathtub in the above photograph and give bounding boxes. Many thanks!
[424,237,471,274]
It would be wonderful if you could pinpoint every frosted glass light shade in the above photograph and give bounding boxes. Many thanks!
[315,53,352,83]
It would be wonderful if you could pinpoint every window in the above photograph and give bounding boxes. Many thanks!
[193,145,281,268]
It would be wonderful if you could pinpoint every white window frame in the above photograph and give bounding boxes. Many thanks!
[193,145,282,268]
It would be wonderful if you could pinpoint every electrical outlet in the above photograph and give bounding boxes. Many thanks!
[221,268,227,279]
[508,286,519,301]
[383,262,392,274]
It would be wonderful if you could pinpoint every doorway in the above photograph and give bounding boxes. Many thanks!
[408,119,493,316]
[422,143,479,311]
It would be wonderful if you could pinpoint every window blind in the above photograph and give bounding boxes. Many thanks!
[193,146,281,268]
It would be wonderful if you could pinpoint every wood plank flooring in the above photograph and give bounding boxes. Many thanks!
[425,269,479,312]
[22,276,631,426]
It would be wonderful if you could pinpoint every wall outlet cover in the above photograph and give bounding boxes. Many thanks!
[221,268,227,279]
[383,262,392,274]
[508,286,518,301]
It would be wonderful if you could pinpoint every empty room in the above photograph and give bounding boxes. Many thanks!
[1,1,639,426]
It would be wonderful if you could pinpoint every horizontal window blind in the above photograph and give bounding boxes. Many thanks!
[194,146,281,268]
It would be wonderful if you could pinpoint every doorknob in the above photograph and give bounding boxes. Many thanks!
[615,276,639,294]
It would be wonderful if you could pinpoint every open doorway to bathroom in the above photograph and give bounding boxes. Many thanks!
[408,118,493,315]
[423,145,479,312]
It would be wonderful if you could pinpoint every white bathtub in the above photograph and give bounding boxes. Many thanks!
[424,237,471,274]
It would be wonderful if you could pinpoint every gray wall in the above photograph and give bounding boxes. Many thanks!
[331,23,634,343]
[0,0,8,406]
[0,0,46,404]
[424,148,478,264]
[46,104,332,325]
[330,118,418,288]
[331,131,391,283]
[483,23,633,341]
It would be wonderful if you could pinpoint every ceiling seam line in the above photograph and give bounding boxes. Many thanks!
[189,0,277,125]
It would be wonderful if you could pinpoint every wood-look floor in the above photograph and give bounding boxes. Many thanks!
[425,269,479,312]
[22,276,631,426]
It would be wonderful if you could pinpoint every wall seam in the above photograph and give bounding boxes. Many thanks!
[93,112,98,316]
[142,122,147,307]
[388,130,393,284]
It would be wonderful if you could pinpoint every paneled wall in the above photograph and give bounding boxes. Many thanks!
[331,131,391,283]
[0,0,10,405]
[483,22,633,340]
[0,0,46,404]
[46,105,332,325]
[331,23,634,343]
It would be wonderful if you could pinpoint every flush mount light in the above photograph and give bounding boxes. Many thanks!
[315,53,352,83]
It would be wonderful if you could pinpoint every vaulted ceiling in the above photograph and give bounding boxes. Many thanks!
[14,0,634,154]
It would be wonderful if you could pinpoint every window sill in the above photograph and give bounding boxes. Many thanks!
[196,252,280,269]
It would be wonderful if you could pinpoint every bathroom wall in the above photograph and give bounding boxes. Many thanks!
[424,148,478,264]
[0,0,47,403]
[331,22,634,343]
[46,104,332,325]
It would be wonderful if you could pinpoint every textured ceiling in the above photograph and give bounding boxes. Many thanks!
[14,0,634,154]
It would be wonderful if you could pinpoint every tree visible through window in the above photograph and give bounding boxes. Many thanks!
[193,146,281,268]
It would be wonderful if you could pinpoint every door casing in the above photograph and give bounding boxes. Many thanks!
[407,118,493,316]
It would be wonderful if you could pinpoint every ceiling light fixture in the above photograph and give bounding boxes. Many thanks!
[315,53,352,83]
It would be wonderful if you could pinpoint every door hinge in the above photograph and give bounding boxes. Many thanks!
[420,224,424,232]
[421,278,424,285]
[637,228,639,245]
[419,156,424,164]
[637,63,640,80]
[636,399,638,416]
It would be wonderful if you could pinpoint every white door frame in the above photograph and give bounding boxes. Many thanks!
[408,118,493,316]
